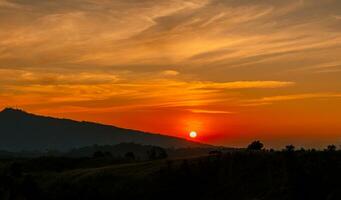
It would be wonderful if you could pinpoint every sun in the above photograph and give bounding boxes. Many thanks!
[189,131,197,138]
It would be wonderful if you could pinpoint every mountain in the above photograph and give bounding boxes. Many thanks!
[0,108,211,151]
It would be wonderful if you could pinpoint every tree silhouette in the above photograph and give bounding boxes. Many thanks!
[147,147,168,160]
[93,151,105,158]
[125,152,135,160]
[247,141,264,151]
[285,145,295,152]
[326,145,336,152]
[209,150,222,156]
[158,147,168,159]
[104,151,113,157]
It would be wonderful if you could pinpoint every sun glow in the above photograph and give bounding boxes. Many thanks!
[189,131,197,138]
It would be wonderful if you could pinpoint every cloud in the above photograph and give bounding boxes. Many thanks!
[0,0,340,75]
[162,70,179,76]
[334,15,341,20]
[188,109,234,114]
[0,67,294,111]
[0,69,119,86]
[0,0,23,8]
[191,81,295,90]
[246,93,341,104]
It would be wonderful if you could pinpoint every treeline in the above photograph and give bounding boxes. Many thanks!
[246,140,339,152]
[0,142,223,159]
[0,143,169,160]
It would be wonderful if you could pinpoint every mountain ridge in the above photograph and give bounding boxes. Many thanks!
[0,108,212,151]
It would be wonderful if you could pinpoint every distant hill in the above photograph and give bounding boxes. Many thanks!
[0,108,212,151]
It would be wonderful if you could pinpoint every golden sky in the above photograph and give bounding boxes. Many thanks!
[1,0,341,148]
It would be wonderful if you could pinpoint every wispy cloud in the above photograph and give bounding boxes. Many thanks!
[246,93,341,104]
[0,0,23,8]
[1,0,340,72]
[162,70,180,76]
[191,81,295,90]
[334,15,341,20]
[188,109,235,114]
[0,67,294,111]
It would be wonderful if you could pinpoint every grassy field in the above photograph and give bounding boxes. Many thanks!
[1,151,341,200]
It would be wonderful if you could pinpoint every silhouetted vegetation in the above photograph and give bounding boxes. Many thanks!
[285,144,295,152]
[147,146,168,160]
[1,143,341,199]
[326,145,337,152]
[124,152,135,161]
[247,140,264,151]
[209,150,223,156]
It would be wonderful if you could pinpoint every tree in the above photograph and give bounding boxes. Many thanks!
[285,145,295,152]
[158,147,168,159]
[104,151,113,157]
[247,141,264,151]
[147,147,168,160]
[326,145,336,152]
[209,150,222,156]
[93,151,105,158]
[125,152,135,160]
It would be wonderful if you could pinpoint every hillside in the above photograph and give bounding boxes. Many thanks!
[0,108,211,151]
[1,150,341,200]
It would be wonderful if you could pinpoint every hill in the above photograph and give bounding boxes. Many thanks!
[0,108,211,151]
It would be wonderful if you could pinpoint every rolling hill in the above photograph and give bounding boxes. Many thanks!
[0,108,211,151]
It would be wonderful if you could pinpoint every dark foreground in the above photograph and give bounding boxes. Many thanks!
[1,150,341,200]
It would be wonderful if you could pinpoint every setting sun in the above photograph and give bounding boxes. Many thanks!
[189,131,197,138]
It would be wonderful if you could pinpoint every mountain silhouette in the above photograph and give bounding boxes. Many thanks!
[0,108,210,151]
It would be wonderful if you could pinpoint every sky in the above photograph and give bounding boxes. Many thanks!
[0,0,341,148]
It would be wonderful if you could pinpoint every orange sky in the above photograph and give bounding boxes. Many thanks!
[1,0,341,148]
